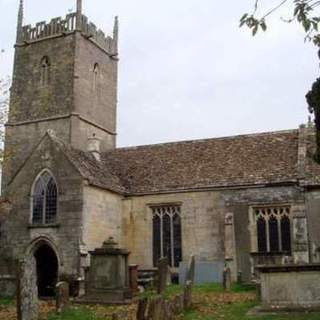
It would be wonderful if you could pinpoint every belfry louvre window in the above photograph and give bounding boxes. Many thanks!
[254,206,291,253]
[152,205,182,267]
[32,171,58,225]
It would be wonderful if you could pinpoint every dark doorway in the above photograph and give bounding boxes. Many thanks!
[34,244,58,298]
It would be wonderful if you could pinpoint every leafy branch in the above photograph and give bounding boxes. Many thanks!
[0,76,9,163]
[240,0,320,45]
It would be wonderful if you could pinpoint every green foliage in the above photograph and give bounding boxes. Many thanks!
[241,0,320,46]
[306,78,320,162]
[192,282,256,294]
[0,297,13,306]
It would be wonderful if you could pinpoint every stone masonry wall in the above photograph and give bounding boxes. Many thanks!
[82,186,123,252]
[72,32,118,151]
[305,190,320,263]
[122,185,305,282]
[0,136,84,278]
[121,191,226,269]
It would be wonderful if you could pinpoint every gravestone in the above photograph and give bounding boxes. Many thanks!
[185,255,195,284]
[137,297,148,320]
[183,255,195,309]
[157,258,168,294]
[147,296,164,320]
[56,282,70,314]
[129,264,139,294]
[16,256,39,320]
[223,267,231,291]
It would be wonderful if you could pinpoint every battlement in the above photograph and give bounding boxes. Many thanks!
[19,12,118,56]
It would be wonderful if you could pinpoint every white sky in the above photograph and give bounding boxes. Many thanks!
[0,0,318,147]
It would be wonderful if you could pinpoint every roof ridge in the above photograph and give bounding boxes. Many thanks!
[105,128,298,153]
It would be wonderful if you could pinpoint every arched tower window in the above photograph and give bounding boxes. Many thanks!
[32,170,57,225]
[93,63,99,91]
[40,56,50,86]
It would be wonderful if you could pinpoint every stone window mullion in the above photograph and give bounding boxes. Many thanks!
[160,212,164,258]
[266,214,270,252]
[170,213,174,267]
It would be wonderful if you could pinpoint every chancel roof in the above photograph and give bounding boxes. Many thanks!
[50,128,320,194]
[99,130,300,194]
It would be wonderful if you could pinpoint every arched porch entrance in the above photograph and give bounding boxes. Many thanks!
[33,243,59,297]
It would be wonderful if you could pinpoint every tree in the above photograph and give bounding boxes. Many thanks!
[240,0,320,46]
[0,77,9,163]
[306,78,320,161]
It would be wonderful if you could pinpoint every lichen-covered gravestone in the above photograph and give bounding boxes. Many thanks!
[223,266,231,291]
[157,257,169,294]
[184,255,195,309]
[56,281,70,314]
[16,256,39,320]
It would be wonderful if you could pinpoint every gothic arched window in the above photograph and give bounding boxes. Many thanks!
[32,170,58,225]
[253,207,291,253]
[40,56,50,86]
[152,205,182,267]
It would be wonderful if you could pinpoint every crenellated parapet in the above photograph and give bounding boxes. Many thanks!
[19,12,118,56]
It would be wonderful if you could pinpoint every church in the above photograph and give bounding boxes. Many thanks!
[1,0,320,297]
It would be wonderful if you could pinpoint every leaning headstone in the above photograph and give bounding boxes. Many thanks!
[163,300,174,320]
[147,296,164,320]
[16,256,39,320]
[223,267,232,291]
[183,281,192,309]
[56,282,70,314]
[185,255,195,284]
[157,257,168,294]
[137,297,148,320]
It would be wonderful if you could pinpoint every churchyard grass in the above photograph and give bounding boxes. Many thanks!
[182,283,320,320]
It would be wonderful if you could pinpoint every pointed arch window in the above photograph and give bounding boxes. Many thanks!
[152,205,182,267]
[93,63,99,91]
[40,56,50,86]
[253,206,291,253]
[32,171,58,225]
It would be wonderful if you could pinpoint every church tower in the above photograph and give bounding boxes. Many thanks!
[2,0,119,189]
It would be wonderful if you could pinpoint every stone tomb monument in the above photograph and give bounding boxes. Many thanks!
[80,237,132,304]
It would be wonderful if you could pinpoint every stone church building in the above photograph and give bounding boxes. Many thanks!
[1,0,320,296]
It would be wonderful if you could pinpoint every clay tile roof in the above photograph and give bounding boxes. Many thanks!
[99,129,300,194]
[49,134,126,193]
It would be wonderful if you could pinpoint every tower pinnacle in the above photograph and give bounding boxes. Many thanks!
[113,16,119,53]
[76,0,82,30]
[16,0,24,43]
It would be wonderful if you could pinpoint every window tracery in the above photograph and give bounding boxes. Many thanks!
[152,205,182,267]
[32,170,57,225]
[254,206,291,253]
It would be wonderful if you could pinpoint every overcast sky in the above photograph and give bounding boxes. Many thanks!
[0,0,318,147]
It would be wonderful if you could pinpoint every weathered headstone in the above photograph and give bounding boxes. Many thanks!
[16,256,39,320]
[183,281,192,309]
[157,258,168,294]
[163,300,174,320]
[223,267,231,291]
[55,281,70,314]
[129,264,139,294]
[147,296,164,320]
[185,255,195,284]
[137,297,148,320]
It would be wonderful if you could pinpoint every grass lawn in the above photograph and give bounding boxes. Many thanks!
[2,284,320,319]
[182,283,320,320]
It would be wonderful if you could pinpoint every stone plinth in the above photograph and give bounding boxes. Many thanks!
[258,264,320,311]
[78,238,132,304]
